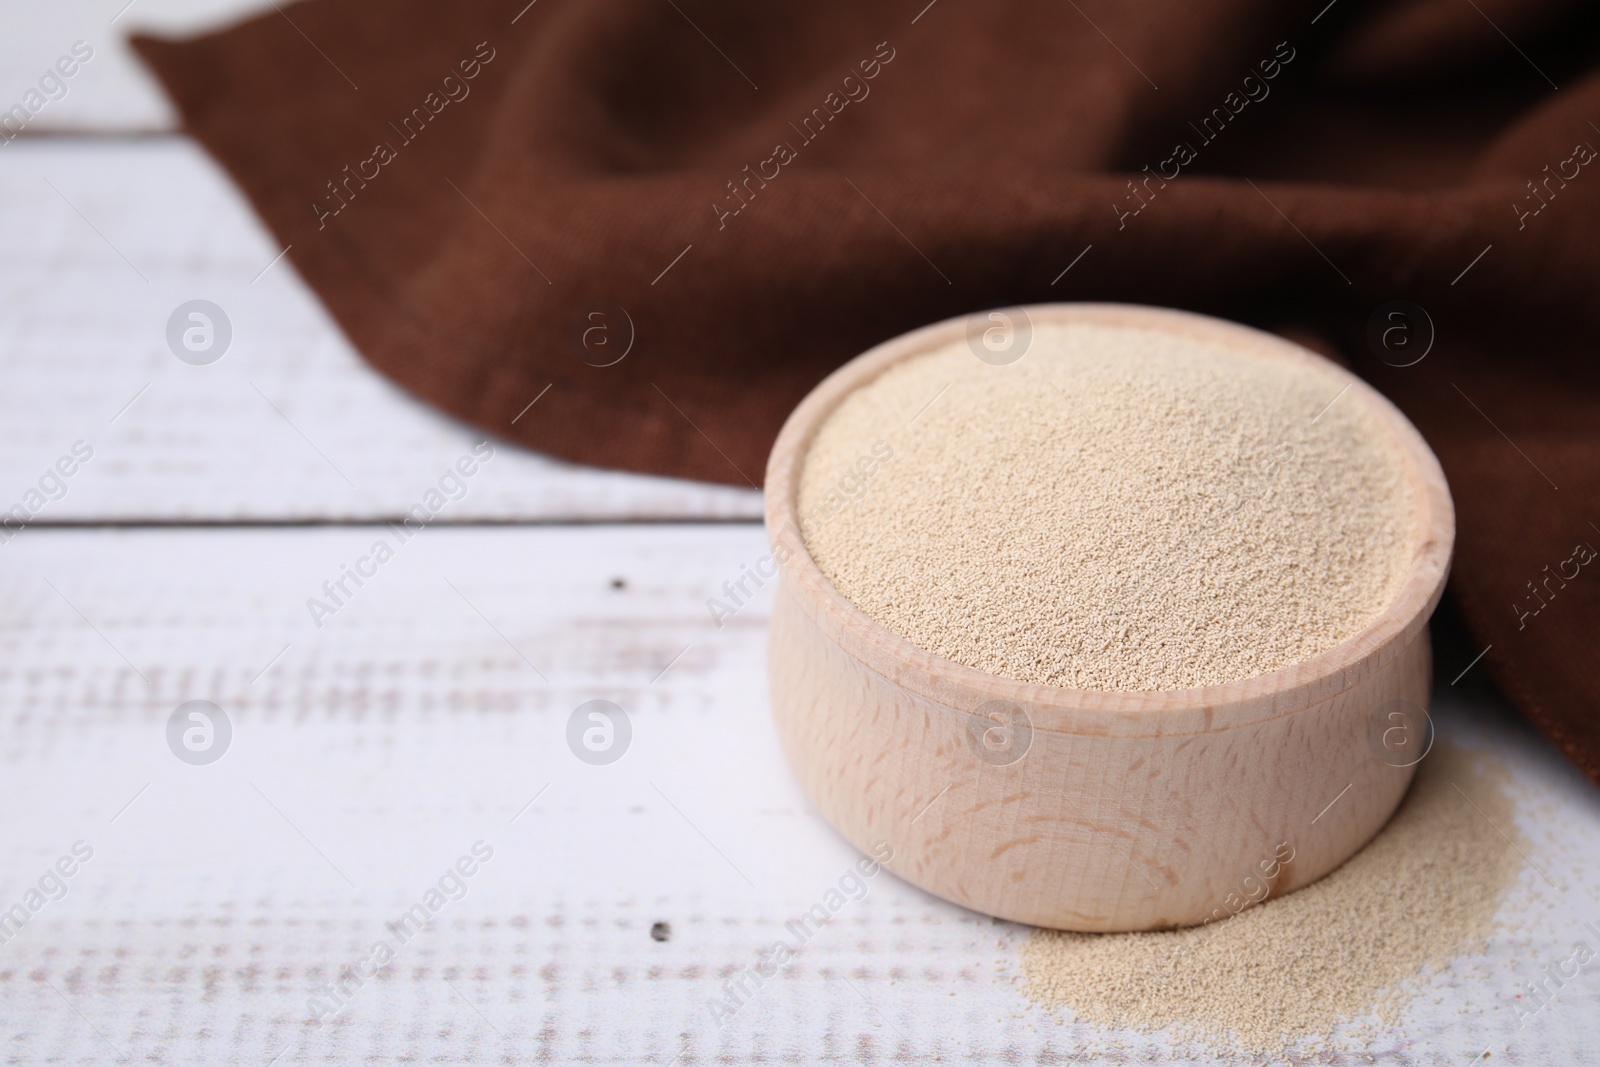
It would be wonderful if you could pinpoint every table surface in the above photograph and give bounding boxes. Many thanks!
[3,4,1599,1065]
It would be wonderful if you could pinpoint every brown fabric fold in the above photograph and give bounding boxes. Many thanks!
[133,0,1600,784]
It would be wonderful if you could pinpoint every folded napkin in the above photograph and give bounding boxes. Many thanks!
[134,0,1600,785]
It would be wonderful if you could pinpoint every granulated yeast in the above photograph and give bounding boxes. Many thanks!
[797,321,1417,690]
[1019,744,1523,1051]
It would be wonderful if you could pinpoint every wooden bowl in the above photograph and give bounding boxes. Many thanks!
[764,303,1453,932]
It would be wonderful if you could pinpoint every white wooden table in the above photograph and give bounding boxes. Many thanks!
[3,5,1599,1064]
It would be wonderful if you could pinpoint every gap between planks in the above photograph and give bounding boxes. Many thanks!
[14,517,767,530]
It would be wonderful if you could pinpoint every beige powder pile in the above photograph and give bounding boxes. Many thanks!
[797,321,1417,690]
[1019,744,1524,1051]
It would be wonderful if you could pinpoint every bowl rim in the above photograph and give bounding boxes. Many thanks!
[764,302,1455,737]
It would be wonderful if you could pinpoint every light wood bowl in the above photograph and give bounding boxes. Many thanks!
[764,303,1453,932]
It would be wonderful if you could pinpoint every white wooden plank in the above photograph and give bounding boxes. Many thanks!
[0,140,762,522]
[0,0,271,134]
[0,525,1597,1064]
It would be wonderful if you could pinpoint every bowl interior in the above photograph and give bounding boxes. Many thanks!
[764,303,1454,736]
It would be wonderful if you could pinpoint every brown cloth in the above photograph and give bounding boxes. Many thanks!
[133,0,1600,783]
